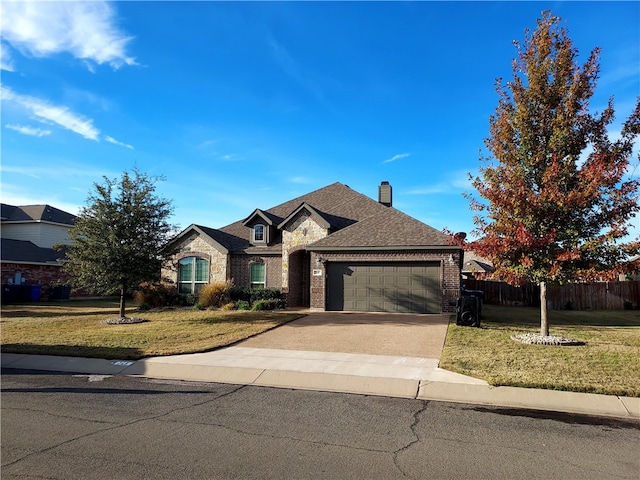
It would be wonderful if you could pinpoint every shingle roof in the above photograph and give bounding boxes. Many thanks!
[309,207,453,249]
[172,182,454,253]
[1,204,76,225]
[1,238,66,264]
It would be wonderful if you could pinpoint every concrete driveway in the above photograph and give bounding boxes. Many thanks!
[238,312,451,359]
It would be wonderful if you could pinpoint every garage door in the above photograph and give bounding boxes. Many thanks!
[326,262,441,314]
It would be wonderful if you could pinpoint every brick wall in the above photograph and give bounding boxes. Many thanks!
[1,262,72,299]
[309,250,462,313]
[230,254,282,290]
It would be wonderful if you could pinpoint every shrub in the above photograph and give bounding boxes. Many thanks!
[193,302,205,311]
[134,283,179,308]
[229,286,251,302]
[236,300,251,310]
[137,303,150,312]
[250,288,282,304]
[179,293,198,306]
[251,298,285,311]
[198,281,232,308]
[221,302,236,311]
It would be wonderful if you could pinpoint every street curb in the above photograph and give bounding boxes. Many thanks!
[2,353,639,421]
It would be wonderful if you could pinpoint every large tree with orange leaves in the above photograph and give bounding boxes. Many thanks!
[467,11,639,336]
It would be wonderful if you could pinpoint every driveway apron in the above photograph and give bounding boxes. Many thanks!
[237,312,451,359]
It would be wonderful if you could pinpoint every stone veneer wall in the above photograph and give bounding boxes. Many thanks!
[162,233,228,286]
[281,212,328,290]
[309,250,462,313]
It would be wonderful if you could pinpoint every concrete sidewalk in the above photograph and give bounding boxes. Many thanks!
[2,349,639,421]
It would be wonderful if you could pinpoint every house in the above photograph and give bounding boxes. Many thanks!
[461,250,495,280]
[1,203,76,300]
[619,255,640,281]
[164,182,463,314]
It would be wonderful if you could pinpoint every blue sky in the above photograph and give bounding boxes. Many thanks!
[1,1,638,239]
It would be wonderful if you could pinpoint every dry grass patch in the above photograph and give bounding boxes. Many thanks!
[1,300,303,360]
[440,305,640,397]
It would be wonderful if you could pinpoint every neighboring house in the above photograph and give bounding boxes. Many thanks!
[164,182,463,314]
[461,250,495,280]
[1,204,76,299]
[619,255,640,281]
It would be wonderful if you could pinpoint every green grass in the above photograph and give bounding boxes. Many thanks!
[1,299,303,360]
[439,304,640,397]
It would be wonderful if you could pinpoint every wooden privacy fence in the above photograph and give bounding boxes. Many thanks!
[463,279,640,310]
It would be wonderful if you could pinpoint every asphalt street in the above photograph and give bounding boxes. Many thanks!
[2,369,639,480]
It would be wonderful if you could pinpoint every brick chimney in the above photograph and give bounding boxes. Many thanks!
[378,181,392,207]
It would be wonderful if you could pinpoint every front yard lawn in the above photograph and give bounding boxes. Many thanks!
[1,299,303,360]
[439,304,640,397]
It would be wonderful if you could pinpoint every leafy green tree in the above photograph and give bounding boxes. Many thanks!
[467,11,639,336]
[64,168,176,318]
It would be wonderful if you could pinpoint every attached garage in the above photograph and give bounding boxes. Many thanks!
[326,262,442,314]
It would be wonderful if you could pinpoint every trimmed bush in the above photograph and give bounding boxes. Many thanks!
[229,286,251,303]
[251,298,285,311]
[198,281,231,308]
[250,288,282,304]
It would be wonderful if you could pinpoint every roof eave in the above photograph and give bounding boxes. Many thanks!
[307,245,463,252]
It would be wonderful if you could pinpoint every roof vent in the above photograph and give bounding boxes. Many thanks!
[378,181,392,207]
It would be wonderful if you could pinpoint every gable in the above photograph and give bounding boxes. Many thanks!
[167,225,230,255]
[184,182,452,255]
[278,203,331,231]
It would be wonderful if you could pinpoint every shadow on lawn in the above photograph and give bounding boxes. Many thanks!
[2,309,126,319]
[1,344,145,360]
[481,305,640,328]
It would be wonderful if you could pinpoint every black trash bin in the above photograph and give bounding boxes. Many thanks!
[456,295,482,327]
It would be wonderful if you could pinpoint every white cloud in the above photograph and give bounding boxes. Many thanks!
[0,186,82,216]
[1,86,99,140]
[105,135,133,149]
[5,123,51,137]
[407,170,474,195]
[0,0,136,70]
[288,176,311,184]
[0,42,15,71]
[382,153,410,164]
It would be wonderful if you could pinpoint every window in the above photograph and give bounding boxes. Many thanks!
[253,224,265,242]
[250,262,265,289]
[178,257,209,294]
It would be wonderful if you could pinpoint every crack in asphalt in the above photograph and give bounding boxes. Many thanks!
[1,382,248,469]
[155,415,392,454]
[392,400,431,479]
[1,406,119,425]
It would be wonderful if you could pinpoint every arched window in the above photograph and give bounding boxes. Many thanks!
[253,224,265,242]
[178,257,209,294]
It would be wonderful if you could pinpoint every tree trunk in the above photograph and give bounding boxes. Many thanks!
[119,283,127,319]
[540,281,549,336]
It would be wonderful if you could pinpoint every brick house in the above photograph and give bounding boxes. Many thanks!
[164,182,463,314]
[1,204,75,300]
